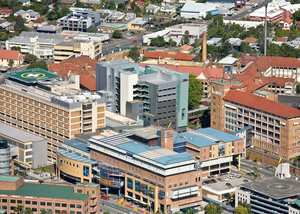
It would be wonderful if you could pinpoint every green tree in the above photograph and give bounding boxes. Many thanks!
[28,60,47,69]
[14,205,24,214]
[107,1,116,10]
[15,15,27,34]
[112,30,122,39]
[296,83,300,94]
[188,74,203,110]
[24,54,38,64]
[87,25,98,33]
[128,47,140,62]
[168,38,177,47]
[234,204,251,214]
[117,3,126,11]
[182,30,190,45]
[8,59,14,68]
[103,211,110,214]
[204,204,222,214]
[150,36,166,47]
[24,208,33,214]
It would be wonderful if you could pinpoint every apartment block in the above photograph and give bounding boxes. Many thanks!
[59,14,93,32]
[96,60,188,131]
[89,129,202,213]
[0,68,105,163]
[5,32,64,60]
[70,7,101,26]
[235,177,300,214]
[0,122,48,170]
[0,175,100,214]
[174,128,245,177]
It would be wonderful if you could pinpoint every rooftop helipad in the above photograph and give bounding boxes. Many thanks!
[8,68,57,84]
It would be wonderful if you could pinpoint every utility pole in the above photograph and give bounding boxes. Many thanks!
[264,0,268,56]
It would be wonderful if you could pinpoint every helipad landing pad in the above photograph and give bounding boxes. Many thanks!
[8,68,57,84]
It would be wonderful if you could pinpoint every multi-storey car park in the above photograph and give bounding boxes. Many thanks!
[0,68,105,163]
[235,177,300,214]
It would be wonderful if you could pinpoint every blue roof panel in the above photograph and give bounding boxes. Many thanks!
[154,152,193,165]
[64,139,90,153]
[117,141,159,154]
[174,128,241,148]
[196,128,241,142]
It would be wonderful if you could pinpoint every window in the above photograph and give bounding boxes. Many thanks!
[55,203,60,207]
[25,201,31,205]
[47,202,52,206]
[70,204,75,208]
[127,178,133,189]
[135,181,141,192]
[32,201,37,205]
[10,200,16,203]
[40,202,46,206]
[62,203,67,207]
[76,205,82,209]
[2,199,7,203]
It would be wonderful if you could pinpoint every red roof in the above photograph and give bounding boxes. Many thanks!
[235,56,300,92]
[143,50,194,61]
[48,56,97,91]
[0,49,23,61]
[0,8,13,15]
[224,90,300,119]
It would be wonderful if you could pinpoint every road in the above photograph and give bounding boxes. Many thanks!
[102,34,143,55]
[225,0,266,20]
[240,159,275,178]
[101,200,140,214]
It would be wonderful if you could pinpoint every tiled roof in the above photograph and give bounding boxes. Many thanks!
[224,90,300,119]
[48,56,97,91]
[143,50,194,61]
[0,7,13,15]
[236,56,300,92]
[0,49,23,61]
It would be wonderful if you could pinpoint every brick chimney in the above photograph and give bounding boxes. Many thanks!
[202,32,207,62]
[160,128,174,151]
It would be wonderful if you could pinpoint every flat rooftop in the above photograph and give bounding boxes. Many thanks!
[0,122,45,143]
[126,126,159,140]
[0,175,20,182]
[63,138,90,153]
[8,68,57,84]
[242,177,300,199]
[0,183,87,200]
[174,127,241,148]
[89,133,194,166]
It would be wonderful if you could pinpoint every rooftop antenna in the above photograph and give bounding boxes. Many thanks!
[264,0,269,56]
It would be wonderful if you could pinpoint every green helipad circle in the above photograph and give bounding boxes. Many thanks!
[20,71,47,80]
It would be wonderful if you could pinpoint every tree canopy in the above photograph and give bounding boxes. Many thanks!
[112,30,122,39]
[188,74,203,110]
[234,204,251,214]
[204,204,222,214]
[128,47,140,62]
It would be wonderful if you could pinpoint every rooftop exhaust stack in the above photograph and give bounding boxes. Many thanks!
[160,127,174,151]
[202,32,207,62]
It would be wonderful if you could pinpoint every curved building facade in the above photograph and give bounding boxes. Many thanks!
[57,148,97,184]
[0,140,10,175]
